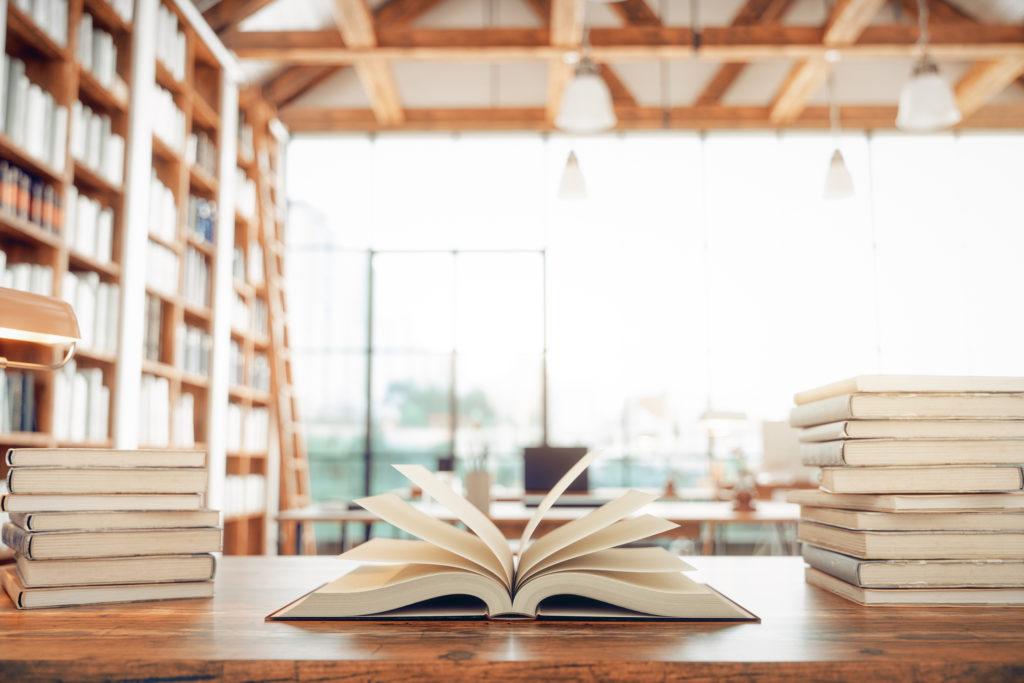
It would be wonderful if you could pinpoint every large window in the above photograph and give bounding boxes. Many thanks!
[286,132,1024,507]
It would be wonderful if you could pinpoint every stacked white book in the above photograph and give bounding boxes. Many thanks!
[0,448,220,609]
[3,55,68,171]
[788,375,1024,605]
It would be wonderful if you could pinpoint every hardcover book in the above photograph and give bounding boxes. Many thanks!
[797,521,1024,560]
[818,465,1023,494]
[5,448,206,468]
[6,467,208,494]
[271,451,757,621]
[802,545,1024,588]
[9,509,220,532]
[797,420,1024,442]
[786,489,1024,512]
[0,493,203,512]
[793,375,1024,405]
[789,393,1024,428]
[16,553,216,587]
[2,567,213,609]
[799,505,1024,532]
[1,523,222,560]
[805,567,1024,605]
[800,439,1024,467]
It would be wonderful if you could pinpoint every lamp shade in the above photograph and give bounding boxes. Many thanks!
[823,149,855,199]
[558,150,587,200]
[0,287,80,345]
[896,57,961,132]
[555,60,617,134]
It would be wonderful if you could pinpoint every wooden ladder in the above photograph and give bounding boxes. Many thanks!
[253,124,315,555]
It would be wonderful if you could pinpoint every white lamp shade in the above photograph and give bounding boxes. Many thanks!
[896,59,961,132]
[555,66,617,134]
[558,151,587,200]
[823,149,855,199]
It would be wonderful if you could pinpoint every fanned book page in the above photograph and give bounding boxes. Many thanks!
[270,451,757,622]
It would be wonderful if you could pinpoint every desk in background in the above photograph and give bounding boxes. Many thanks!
[277,500,800,555]
[1,556,1022,681]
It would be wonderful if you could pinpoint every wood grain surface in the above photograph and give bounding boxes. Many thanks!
[1,556,1023,681]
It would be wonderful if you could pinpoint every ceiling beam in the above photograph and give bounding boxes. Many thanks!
[608,0,660,27]
[262,0,442,110]
[546,0,585,123]
[770,0,888,123]
[202,0,275,34]
[279,103,1024,132]
[331,0,403,125]
[696,0,795,107]
[955,55,1024,118]
[225,24,1024,63]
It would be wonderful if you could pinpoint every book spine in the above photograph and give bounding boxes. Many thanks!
[797,421,851,442]
[789,395,854,428]
[800,441,846,466]
[1,522,31,557]
[802,544,863,587]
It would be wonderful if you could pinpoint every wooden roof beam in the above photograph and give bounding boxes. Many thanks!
[608,0,660,27]
[955,56,1024,118]
[696,0,795,107]
[770,0,888,123]
[203,0,276,35]
[331,0,404,126]
[546,0,585,123]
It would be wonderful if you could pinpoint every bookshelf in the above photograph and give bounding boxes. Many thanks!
[0,1,277,555]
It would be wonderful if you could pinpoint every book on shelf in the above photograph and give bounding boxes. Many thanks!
[223,474,266,518]
[270,451,757,621]
[1,523,222,559]
[61,272,118,354]
[0,160,63,232]
[151,83,185,150]
[787,488,1024,512]
[76,12,118,90]
[5,448,206,468]
[155,4,186,81]
[794,375,1024,405]
[798,505,1024,531]
[9,509,219,531]
[2,55,68,171]
[796,521,1024,560]
[6,467,208,494]
[12,0,69,46]
[139,374,171,447]
[2,567,213,609]
[801,439,1024,467]
[65,187,115,264]
[70,100,123,185]
[52,361,109,442]
[798,419,1024,442]
[0,493,203,512]
[1,368,37,432]
[790,393,1024,428]
[16,553,215,588]
[802,545,1024,588]
[145,239,178,294]
[818,465,1023,494]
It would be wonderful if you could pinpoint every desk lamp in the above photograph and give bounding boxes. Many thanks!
[0,286,81,370]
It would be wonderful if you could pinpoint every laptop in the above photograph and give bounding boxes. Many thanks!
[523,446,608,507]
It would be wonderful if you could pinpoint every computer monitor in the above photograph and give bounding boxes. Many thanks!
[523,446,589,493]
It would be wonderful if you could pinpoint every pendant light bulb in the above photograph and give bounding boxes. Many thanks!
[559,151,587,200]
[823,149,854,200]
[555,59,617,134]
[896,57,961,132]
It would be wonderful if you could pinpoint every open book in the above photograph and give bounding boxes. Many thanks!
[271,451,757,621]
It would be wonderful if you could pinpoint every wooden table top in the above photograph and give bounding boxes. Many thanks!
[276,499,800,524]
[2,556,1022,680]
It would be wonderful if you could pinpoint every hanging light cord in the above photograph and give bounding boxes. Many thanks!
[916,0,930,53]
[660,0,670,128]
[487,0,498,107]
[828,72,840,136]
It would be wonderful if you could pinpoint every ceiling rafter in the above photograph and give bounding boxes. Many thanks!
[696,0,795,107]
[278,102,1024,132]
[331,0,404,125]
[202,0,276,35]
[769,0,888,124]
[955,55,1024,118]
[260,0,441,110]
[546,0,585,123]
[608,0,660,27]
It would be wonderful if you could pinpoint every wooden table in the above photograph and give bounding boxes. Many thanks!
[277,500,800,555]
[1,557,1022,681]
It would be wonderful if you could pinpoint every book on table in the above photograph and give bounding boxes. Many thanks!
[16,553,217,587]
[798,505,1024,531]
[9,509,220,531]
[786,488,1024,512]
[4,448,206,468]
[270,451,757,622]
[1,567,214,609]
[798,420,1024,442]
[5,468,208,494]
[804,567,1024,605]
[797,521,1024,560]
[790,393,1024,428]
[801,439,1024,467]
[1,523,223,560]
[802,545,1024,588]
[0,493,204,512]
[818,465,1023,494]
[793,375,1024,405]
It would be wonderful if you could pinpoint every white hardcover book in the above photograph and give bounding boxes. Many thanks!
[85,367,104,441]
[105,284,118,354]
[0,54,11,133]
[69,101,84,161]
[70,371,88,442]
[78,14,93,70]
[51,105,67,171]
[24,85,45,159]
[96,207,113,262]
[105,134,124,185]
[86,111,102,170]
[41,94,54,166]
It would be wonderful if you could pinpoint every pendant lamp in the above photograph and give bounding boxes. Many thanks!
[896,0,960,131]
[823,149,855,199]
[558,151,587,200]
[555,58,617,134]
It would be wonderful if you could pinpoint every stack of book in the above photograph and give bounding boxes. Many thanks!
[0,448,221,609]
[788,375,1024,606]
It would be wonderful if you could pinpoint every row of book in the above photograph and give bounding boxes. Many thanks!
[3,56,68,172]
[226,404,268,454]
[186,195,216,243]
[156,3,187,81]
[149,170,177,242]
[143,294,164,363]
[65,185,115,264]
[76,11,120,92]
[790,375,1024,606]
[235,167,256,219]
[178,324,211,376]
[12,0,68,47]
[70,100,125,186]
[229,339,244,386]
[138,375,197,448]
[187,129,217,178]
[61,270,119,355]
[53,361,109,443]
[0,369,36,432]
[1,448,219,609]
[183,246,210,308]
[0,160,61,233]
[152,84,185,151]
[223,474,266,518]
[0,254,53,296]
[146,239,178,294]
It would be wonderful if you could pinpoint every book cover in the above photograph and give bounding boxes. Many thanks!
[2,567,214,609]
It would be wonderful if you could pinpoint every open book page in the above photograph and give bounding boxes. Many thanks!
[538,547,694,575]
[517,490,661,582]
[520,515,679,582]
[354,493,508,586]
[340,538,499,577]
[393,464,513,585]
[518,449,602,552]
